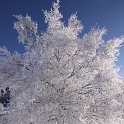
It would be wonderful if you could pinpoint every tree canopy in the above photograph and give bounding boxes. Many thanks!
[0,0,124,124]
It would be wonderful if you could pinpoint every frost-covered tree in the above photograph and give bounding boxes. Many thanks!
[0,0,124,124]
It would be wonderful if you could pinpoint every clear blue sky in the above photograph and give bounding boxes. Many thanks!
[0,0,124,75]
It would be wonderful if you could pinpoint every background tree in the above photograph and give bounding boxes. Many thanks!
[0,0,124,123]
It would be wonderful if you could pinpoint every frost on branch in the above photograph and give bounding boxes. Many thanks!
[0,0,124,124]
[67,13,83,39]
[44,0,83,39]
[14,14,38,45]
[79,27,106,51]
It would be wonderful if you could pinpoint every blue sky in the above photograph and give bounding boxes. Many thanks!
[0,0,124,75]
